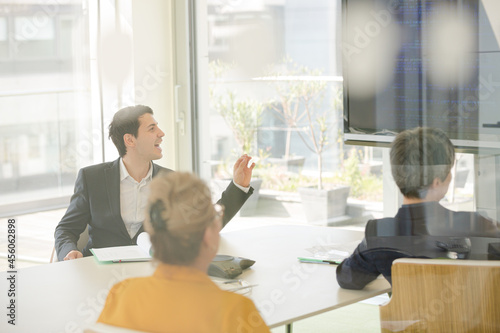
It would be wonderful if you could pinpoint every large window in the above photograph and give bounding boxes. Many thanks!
[0,1,134,216]
[195,0,384,221]
[0,2,95,215]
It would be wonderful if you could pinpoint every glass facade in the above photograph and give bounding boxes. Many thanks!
[197,0,385,221]
[0,2,96,214]
[0,1,498,331]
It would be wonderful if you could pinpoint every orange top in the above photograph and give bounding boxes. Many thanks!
[98,263,270,333]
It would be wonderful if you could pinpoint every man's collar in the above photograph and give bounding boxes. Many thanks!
[145,162,153,180]
[119,157,153,182]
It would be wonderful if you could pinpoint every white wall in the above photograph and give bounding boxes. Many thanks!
[131,0,177,170]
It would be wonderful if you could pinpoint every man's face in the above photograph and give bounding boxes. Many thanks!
[134,113,165,161]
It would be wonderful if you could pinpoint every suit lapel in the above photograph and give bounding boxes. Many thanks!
[152,163,172,178]
[152,163,163,177]
[105,158,131,240]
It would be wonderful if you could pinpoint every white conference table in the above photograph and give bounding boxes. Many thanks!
[0,225,390,332]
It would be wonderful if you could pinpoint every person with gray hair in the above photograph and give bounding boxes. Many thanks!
[390,126,455,201]
[336,127,499,290]
[97,172,270,332]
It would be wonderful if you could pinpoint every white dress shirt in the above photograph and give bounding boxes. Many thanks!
[119,158,153,238]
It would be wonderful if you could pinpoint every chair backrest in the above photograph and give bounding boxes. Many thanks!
[50,225,89,263]
[380,258,500,332]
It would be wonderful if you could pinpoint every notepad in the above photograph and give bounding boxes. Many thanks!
[90,232,153,263]
[303,242,356,261]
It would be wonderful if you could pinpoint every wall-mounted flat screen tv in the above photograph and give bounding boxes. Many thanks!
[343,0,500,150]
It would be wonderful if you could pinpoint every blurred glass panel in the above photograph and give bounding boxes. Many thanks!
[14,16,55,58]
[0,2,94,213]
[0,17,6,59]
[198,0,385,219]
[0,17,5,40]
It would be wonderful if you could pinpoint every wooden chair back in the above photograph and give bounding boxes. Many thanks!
[380,258,500,332]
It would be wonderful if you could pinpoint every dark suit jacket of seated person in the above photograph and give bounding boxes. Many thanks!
[98,172,270,332]
[336,127,500,290]
[54,105,255,261]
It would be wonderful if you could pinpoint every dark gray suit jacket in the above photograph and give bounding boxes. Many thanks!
[54,158,252,261]
[336,202,499,289]
[364,202,499,238]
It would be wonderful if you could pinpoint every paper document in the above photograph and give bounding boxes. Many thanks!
[303,241,359,261]
[90,232,153,263]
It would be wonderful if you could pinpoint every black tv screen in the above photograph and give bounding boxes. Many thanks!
[342,0,500,150]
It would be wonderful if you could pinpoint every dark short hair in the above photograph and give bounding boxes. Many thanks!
[144,172,217,265]
[390,127,455,199]
[108,105,153,157]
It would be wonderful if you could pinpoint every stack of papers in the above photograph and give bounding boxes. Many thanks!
[304,242,358,261]
[90,232,153,263]
[211,277,255,295]
[297,242,358,265]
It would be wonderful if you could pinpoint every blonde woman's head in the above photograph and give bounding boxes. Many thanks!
[144,172,222,265]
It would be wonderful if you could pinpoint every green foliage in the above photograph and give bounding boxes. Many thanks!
[266,57,335,189]
[260,168,315,192]
[259,147,383,201]
[208,59,233,79]
[330,148,383,200]
[209,60,263,156]
[216,91,263,154]
[342,149,363,197]
[208,58,383,201]
[252,148,271,171]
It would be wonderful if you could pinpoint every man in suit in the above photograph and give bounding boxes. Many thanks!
[336,127,499,290]
[54,105,255,261]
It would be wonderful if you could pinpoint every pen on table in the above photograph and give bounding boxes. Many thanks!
[297,257,343,265]
[227,284,259,292]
